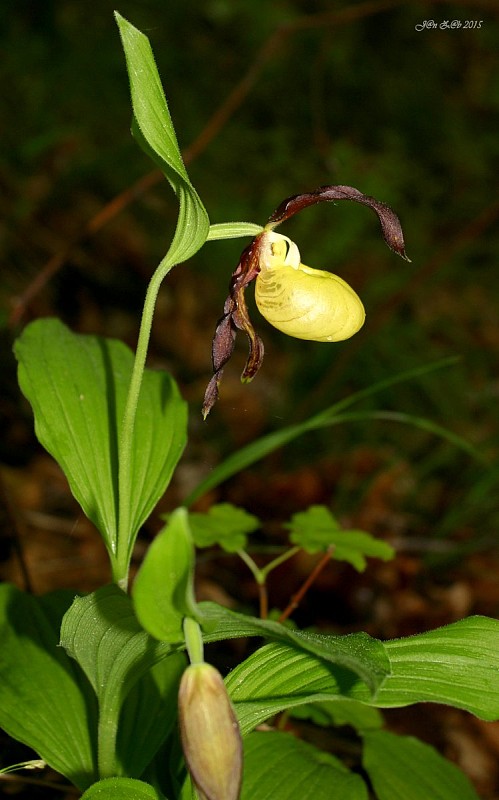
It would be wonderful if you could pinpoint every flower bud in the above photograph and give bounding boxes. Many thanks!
[178,662,243,800]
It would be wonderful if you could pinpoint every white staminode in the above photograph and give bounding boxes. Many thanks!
[260,231,301,271]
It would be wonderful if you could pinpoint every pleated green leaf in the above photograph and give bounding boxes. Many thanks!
[367,614,499,720]
[60,583,171,698]
[0,584,97,789]
[362,730,480,800]
[115,654,185,778]
[242,731,368,800]
[60,585,180,777]
[199,603,390,695]
[15,318,187,566]
[226,640,360,734]
[224,615,499,735]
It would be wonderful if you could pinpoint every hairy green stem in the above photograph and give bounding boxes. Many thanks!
[113,253,174,589]
[97,701,120,779]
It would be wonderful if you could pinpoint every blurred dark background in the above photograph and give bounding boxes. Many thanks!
[0,0,498,795]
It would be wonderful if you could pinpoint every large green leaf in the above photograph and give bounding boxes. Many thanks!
[225,640,365,734]
[131,597,384,698]
[133,507,202,642]
[242,731,368,800]
[15,319,187,565]
[362,730,479,800]
[115,13,209,266]
[81,777,166,800]
[365,615,499,720]
[0,584,97,789]
[200,602,390,695]
[58,588,387,751]
[224,616,499,734]
[60,585,180,778]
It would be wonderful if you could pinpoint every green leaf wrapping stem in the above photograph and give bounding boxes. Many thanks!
[200,602,390,695]
[15,320,187,579]
[60,586,184,778]
[4,14,497,800]
[3,581,498,791]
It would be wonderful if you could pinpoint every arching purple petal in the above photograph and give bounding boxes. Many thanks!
[267,184,410,261]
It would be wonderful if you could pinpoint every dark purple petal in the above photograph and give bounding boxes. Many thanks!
[203,234,265,416]
[232,283,265,383]
[268,184,410,261]
[241,330,264,383]
[212,312,237,372]
[202,371,224,420]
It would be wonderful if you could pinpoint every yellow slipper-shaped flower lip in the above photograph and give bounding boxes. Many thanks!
[255,231,365,342]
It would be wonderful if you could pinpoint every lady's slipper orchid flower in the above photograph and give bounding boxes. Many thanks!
[202,185,409,418]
